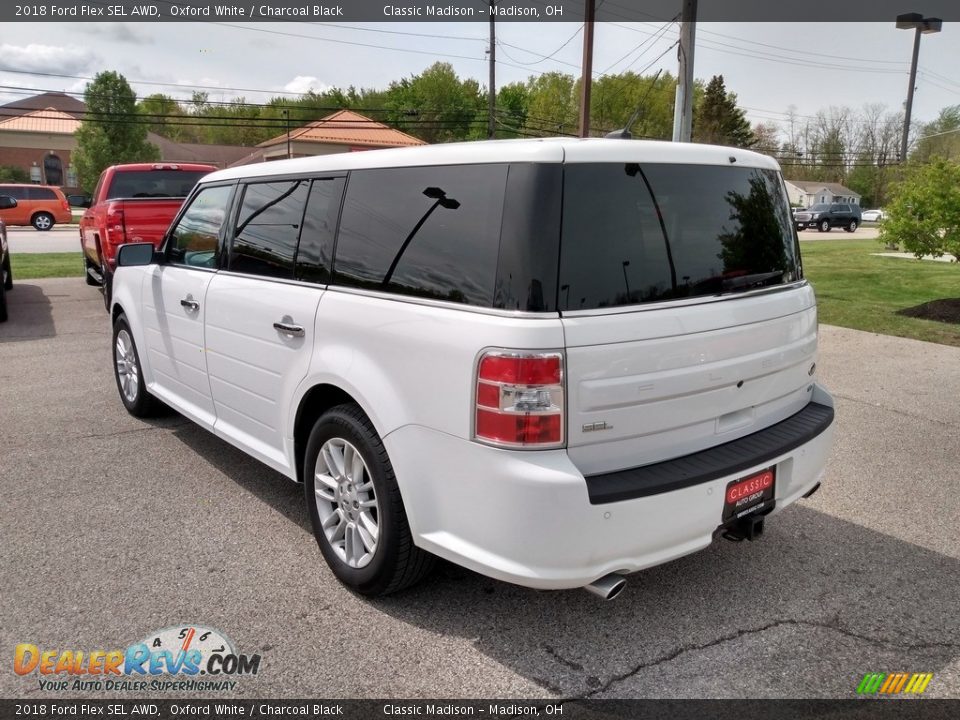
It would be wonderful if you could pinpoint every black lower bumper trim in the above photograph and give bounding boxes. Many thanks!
[585,401,834,505]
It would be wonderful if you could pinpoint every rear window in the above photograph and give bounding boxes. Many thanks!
[559,163,800,311]
[107,170,209,200]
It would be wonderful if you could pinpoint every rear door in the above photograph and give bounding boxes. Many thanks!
[204,176,344,476]
[558,161,818,476]
[140,183,234,428]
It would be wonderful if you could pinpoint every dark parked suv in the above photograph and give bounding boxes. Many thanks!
[794,203,861,233]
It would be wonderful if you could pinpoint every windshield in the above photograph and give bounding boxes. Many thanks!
[106,170,210,200]
[558,163,801,311]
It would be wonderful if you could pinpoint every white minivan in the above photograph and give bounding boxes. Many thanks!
[110,138,834,599]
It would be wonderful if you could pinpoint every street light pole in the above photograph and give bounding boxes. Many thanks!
[896,13,942,162]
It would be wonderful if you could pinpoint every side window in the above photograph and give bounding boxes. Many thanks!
[28,187,57,200]
[229,180,309,279]
[168,185,232,268]
[334,165,507,306]
[295,177,345,285]
[91,173,106,203]
[1,186,28,200]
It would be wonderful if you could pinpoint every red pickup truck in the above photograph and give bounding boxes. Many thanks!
[80,163,215,308]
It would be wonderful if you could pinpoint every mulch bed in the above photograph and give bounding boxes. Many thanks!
[897,298,960,325]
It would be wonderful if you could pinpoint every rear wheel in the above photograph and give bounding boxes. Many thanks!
[112,314,159,417]
[304,404,434,596]
[818,219,831,233]
[32,212,54,231]
[846,219,858,233]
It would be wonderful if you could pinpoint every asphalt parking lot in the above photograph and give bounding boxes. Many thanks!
[1,278,958,699]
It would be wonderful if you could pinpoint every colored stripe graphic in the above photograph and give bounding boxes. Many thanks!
[857,672,933,694]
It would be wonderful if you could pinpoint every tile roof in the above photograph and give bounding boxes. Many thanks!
[146,132,254,167]
[0,108,81,134]
[258,109,426,149]
[0,92,86,119]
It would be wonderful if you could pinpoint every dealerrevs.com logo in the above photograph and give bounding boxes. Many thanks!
[14,625,261,692]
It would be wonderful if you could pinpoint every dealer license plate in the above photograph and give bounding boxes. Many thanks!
[723,468,775,522]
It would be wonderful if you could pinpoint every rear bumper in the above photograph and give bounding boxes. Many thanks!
[385,384,835,590]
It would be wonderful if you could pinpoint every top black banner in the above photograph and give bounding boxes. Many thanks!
[4,0,960,23]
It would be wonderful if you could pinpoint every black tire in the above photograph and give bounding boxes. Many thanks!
[818,219,831,233]
[101,259,112,312]
[2,252,11,291]
[32,212,54,231]
[0,277,7,323]
[304,404,434,596]
[112,314,159,417]
[846,219,858,233]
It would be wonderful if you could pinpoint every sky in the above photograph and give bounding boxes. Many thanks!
[1,21,959,137]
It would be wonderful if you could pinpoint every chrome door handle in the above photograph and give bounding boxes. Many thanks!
[273,322,305,337]
[180,298,200,311]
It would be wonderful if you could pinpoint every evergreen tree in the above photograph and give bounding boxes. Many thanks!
[693,75,755,148]
[74,71,159,191]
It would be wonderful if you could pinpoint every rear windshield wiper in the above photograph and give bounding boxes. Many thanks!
[721,271,784,292]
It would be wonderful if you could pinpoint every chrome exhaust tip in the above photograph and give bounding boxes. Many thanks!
[584,573,627,600]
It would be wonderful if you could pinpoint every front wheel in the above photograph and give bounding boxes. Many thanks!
[846,220,858,233]
[112,314,159,417]
[818,219,831,233]
[304,404,434,596]
[2,252,11,291]
[32,212,54,231]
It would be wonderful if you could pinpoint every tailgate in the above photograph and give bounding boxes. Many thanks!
[119,199,184,244]
[562,284,819,476]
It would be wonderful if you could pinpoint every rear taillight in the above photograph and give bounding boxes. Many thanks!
[106,206,125,243]
[60,196,69,211]
[474,351,565,448]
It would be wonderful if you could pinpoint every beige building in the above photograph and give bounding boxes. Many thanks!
[231,109,426,167]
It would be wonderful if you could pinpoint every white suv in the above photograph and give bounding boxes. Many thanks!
[110,138,835,599]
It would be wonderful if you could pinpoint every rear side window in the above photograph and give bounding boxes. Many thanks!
[27,187,57,200]
[295,177,345,285]
[333,165,507,306]
[107,170,209,199]
[559,163,800,311]
[230,180,309,279]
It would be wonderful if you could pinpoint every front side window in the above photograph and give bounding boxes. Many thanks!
[0,186,28,200]
[230,180,309,279]
[559,163,800,311]
[333,165,507,306]
[168,185,233,268]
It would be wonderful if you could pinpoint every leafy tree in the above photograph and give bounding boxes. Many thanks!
[383,62,484,143]
[592,72,679,139]
[496,82,529,137]
[880,158,960,262]
[913,105,960,163]
[524,72,578,136]
[0,165,30,182]
[73,71,159,191]
[137,93,187,141]
[693,75,754,148]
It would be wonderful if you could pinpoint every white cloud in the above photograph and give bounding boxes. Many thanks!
[0,44,99,76]
[77,23,153,45]
[282,76,331,94]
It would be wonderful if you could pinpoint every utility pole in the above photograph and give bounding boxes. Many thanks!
[672,0,697,143]
[578,0,596,137]
[488,1,496,139]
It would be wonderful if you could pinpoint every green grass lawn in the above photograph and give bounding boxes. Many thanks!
[802,239,960,347]
[11,253,84,280]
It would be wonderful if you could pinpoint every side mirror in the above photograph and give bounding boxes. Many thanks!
[0,195,18,210]
[116,242,159,267]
